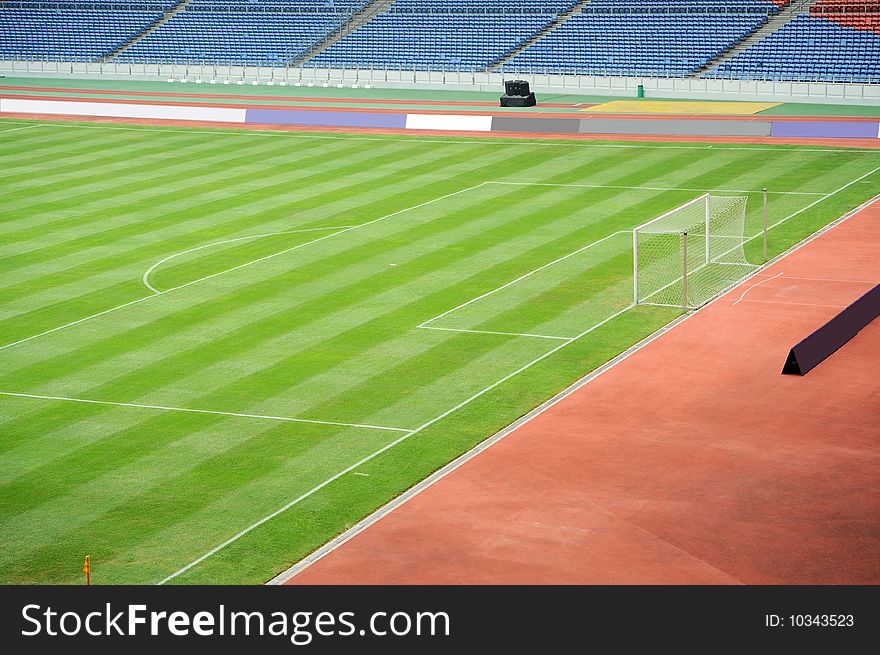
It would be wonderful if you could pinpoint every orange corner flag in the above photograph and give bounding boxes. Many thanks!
[83,555,91,586]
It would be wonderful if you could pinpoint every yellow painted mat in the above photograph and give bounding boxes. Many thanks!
[581,100,781,115]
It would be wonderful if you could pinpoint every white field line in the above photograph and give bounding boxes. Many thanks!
[0,142,876,579]
[0,391,411,433]
[160,303,634,584]
[152,183,490,296]
[417,326,570,340]
[162,171,880,584]
[489,181,828,196]
[743,162,880,246]
[0,124,45,135]
[158,427,418,585]
[0,294,158,353]
[0,183,489,352]
[732,272,784,306]
[269,191,880,586]
[142,226,354,294]
[419,230,630,328]
[4,120,879,153]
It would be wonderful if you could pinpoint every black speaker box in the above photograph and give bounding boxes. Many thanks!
[500,93,536,108]
[504,80,531,97]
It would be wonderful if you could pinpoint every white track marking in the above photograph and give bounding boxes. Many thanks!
[774,275,878,285]
[489,181,828,196]
[734,299,849,309]
[0,184,489,352]
[142,227,354,294]
[420,230,629,328]
[269,191,880,585]
[417,326,570,340]
[732,272,784,306]
[0,391,411,433]
[4,120,879,153]
[0,124,45,135]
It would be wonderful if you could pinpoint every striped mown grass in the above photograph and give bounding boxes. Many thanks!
[0,120,878,584]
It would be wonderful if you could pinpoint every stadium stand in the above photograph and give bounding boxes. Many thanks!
[307,1,572,72]
[810,0,880,34]
[0,0,875,83]
[502,3,774,77]
[0,2,166,61]
[709,8,880,83]
[116,1,371,65]
[581,0,786,12]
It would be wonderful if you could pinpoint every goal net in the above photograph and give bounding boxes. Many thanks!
[634,194,758,309]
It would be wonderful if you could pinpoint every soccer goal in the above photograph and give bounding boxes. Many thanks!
[633,194,761,309]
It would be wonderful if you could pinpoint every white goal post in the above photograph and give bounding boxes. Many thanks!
[633,194,763,309]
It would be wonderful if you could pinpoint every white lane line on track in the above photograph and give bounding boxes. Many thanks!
[734,299,850,309]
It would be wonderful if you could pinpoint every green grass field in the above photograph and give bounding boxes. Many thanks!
[0,119,877,584]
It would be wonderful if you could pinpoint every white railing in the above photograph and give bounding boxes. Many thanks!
[1,60,879,105]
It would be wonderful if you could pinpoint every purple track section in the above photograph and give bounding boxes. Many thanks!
[771,120,879,139]
[245,108,407,129]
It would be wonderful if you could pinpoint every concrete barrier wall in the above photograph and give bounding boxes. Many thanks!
[3,60,880,106]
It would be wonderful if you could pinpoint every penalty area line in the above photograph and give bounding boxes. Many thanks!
[0,123,47,135]
[0,184,490,352]
[162,302,635,585]
[488,181,828,196]
[0,391,412,433]
[417,326,570,340]
[141,226,356,294]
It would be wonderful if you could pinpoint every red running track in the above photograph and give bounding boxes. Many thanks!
[287,199,880,585]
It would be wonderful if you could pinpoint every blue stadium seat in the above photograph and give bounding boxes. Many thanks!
[503,11,769,77]
[0,7,165,61]
[708,14,880,83]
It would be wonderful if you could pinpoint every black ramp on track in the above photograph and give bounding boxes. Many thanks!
[782,283,880,375]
